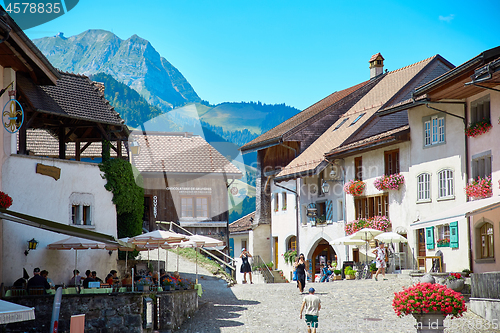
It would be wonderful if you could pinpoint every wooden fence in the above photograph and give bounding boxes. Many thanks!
[471,272,500,299]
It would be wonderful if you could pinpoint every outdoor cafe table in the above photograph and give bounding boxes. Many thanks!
[417,255,442,272]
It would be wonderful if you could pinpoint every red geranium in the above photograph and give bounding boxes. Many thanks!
[0,191,12,209]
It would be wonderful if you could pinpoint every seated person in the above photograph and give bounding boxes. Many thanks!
[69,270,82,286]
[92,271,103,283]
[106,270,119,285]
[27,267,50,293]
[172,271,181,282]
[121,273,132,285]
[40,270,55,288]
[159,269,173,285]
[82,270,95,288]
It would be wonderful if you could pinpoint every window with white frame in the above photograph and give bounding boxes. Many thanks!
[417,173,431,201]
[274,193,279,212]
[70,193,94,226]
[436,224,450,247]
[438,169,454,199]
[424,115,445,146]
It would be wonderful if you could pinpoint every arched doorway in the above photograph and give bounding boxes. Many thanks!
[310,239,336,282]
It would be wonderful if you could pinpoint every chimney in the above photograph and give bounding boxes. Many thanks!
[369,53,384,79]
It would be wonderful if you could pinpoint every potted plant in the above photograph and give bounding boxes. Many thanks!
[393,282,467,333]
[465,119,492,138]
[162,277,175,291]
[283,250,297,265]
[369,263,377,277]
[374,173,405,191]
[445,273,465,292]
[465,176,492,199]
[437,238,450,247]
[0,191,13,209]
[461,269,471,278]
[344,266,355,280]
[343,179,366,196]
[136,277,153,291]
[333,269,342,281]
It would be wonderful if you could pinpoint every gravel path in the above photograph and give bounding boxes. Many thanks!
[176,272,500,333]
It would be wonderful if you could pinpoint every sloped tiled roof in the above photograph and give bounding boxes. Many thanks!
[369,53,384,62]
[17,71,124,125]
[19,129,126,158]
[229,212,255,233]
[276,56,442,180]
[240,80,372,152]
[131,132,242,176]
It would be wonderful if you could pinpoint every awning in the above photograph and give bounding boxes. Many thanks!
[0,208,122,246]
[410,196,500,229]
[0,300,35,324]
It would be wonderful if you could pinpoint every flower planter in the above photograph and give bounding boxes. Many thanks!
[374,174,405,191]
[345,275,355,280]
[137,285,150,292]
[437,243,449,248]
[412,312,446,333]
[163,285,171,291]
[333,275,342,281]
[445,279,465,292]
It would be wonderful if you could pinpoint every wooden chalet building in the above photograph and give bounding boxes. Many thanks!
[130,131,242,250]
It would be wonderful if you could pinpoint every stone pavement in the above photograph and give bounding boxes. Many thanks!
[178,273,500,333]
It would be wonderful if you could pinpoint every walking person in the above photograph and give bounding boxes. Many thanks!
[294,253,308,293]
[299,287,321,333]
[372,241,387,281]
[240,248,253,284]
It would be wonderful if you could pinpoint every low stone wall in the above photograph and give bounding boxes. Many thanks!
[2,289,198,332]
[470,271,500,324]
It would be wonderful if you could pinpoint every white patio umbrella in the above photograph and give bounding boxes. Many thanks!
[104,237,136,275]
[330,235,367,246]
[350,228,384,265]
[130,230,188,286]
[47,237,107,282]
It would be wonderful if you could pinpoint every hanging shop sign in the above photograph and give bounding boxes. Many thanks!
[2,90,24,134]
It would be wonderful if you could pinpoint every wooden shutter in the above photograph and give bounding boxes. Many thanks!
[450,221,459,248]
[326,200,333,223]
[426,227,435,249]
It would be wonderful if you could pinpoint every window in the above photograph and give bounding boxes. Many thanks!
[437,224,450,247]
[354,157,363,181]
[70,193,94,226]
[350,113,366,126]
[479,223,494,258]
[470,95,490,124]
[274,193,279,212]
[242,240,247,250]
[287,236,297,251]
[354,194,388,219]
[318,170,325,196]
[384,149,399,175]
[282,192,287,210]
[417,173,431,201]
[438,169,454,199]
[181,196,209,218]
[424,115,445,146]
[333,118,349,131]
[472,151,492,179]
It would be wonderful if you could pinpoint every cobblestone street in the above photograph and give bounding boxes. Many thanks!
[178,272,500,333]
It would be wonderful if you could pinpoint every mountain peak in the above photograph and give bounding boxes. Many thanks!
[33,30,200,110]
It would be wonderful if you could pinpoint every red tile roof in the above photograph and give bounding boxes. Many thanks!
[229,212,255,233]
[369,53,384,62]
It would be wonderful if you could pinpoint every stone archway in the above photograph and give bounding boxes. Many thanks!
[309,239,336,282]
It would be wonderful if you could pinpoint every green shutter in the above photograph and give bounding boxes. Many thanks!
[450,221,459,248]
[426,227,435,249]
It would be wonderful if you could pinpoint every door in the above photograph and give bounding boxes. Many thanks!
[417,228,426,267]
[274,237,279,269]
[352,248,359,263]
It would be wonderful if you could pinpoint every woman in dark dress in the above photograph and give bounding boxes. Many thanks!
[294,253,308,293]
[240,248,253,284]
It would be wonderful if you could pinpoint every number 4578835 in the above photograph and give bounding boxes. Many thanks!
[5,2,61,14]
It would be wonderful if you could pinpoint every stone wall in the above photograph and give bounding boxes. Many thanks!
[3,289,198,332]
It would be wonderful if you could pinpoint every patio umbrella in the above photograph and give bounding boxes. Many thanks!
[349,228,384,265]
[104,238,136,275]
[130,230,188,286]
[330,235,367,246]
[47,236,107,282]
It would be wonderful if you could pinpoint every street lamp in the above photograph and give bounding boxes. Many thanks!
[130,140,140,156]
[24,238,38,256]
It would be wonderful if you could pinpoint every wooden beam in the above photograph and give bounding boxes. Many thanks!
[80,141,92,154]
[25,111,39,128]
[18,121,27,155]
[75,141,81,161]
[58,127,66,159]
[117,139,122,158]
[96,123,109,140]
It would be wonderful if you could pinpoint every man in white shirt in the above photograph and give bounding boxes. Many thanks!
[299,287,321,333]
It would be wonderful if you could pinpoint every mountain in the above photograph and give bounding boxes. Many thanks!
[33,29,200,111]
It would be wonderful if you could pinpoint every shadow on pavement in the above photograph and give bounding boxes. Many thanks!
[176,274,260,333]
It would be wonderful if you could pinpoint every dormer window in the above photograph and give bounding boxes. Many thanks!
[350,113,366,126]
[333,118,349,131]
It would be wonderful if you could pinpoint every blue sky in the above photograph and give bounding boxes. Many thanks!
[21,0,500,110]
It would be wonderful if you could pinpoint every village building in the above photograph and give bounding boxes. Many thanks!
[228,211,254,283]
[129,131,242,254]
[273,54,454,280]
[240,74,380,278]
[0,12,127,289]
